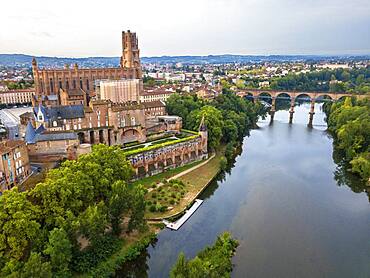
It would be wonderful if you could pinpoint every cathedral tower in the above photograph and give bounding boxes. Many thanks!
[121,30,142,77]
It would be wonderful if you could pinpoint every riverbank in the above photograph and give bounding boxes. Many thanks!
[75,226,159,278]
[145,151,222,220]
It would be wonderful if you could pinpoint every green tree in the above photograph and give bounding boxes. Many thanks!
[79,202,108,244]
[44,228,72,277]
[188,106,223,150]
[0,189,41,261]
[170,232,239,278]
[21,252,52,278]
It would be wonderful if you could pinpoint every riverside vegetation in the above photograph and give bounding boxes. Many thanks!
[324,97,370,182]
[170,232,239,278]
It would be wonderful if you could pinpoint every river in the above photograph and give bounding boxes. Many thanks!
[118,102,370,278]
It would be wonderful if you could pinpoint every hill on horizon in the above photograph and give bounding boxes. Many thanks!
[1,53,369,67]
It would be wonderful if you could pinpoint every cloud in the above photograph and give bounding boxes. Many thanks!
[0,0,369,56]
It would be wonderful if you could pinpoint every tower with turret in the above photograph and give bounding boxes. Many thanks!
[120,30,142,78]
[198,115,208,156]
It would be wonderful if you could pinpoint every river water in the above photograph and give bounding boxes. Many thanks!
[119,103,370,278]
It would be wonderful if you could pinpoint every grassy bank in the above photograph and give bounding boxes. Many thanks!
[145,151,223,219]
[131,160,203,189]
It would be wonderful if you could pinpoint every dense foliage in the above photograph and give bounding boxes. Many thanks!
[0,144,147,277]
[170,232,238,278]
[324,97,370,181]
[270,67,370,93]
[4,80,34,90]
[166,93,267,152]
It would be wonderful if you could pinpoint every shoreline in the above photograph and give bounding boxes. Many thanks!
[144,151,223,220]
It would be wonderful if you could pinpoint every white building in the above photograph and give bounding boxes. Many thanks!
[0,89,34,105]
[98,79,142,103]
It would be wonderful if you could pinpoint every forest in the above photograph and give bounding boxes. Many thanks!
[324,97,370,181]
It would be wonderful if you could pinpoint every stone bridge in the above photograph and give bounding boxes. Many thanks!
[235,89,367,126]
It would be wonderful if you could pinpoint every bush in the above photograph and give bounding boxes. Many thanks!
[220,156,228,170]
[149,205,156,212]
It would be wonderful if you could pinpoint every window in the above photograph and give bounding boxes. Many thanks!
[59,80,63,89]
[131,117,136,126]
[53,121,57,127]
[80,78,83,89]
[50,78,54,93]
[86,79,90,90]
[73,79,76,89]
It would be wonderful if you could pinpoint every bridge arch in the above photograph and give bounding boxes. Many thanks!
[257,92,273,101]
[243,92,254,102]
[316,94,333,102]
[276,93,291,100]
[295,93,312,102]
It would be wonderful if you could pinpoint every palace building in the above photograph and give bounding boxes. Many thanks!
[22,30,207,174]
[32,30,142,105]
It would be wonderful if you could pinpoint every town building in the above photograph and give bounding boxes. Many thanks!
[0,89,34,105]
[140,89,175,103]
[0,140,30,191]
[142,100,166,117]
[195,86,220,100]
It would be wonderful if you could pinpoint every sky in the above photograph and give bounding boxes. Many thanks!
[0,0,370,57]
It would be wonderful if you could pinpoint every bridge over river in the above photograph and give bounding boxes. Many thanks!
[236,89,367,126]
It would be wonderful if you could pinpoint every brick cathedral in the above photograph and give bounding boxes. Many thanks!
[32,30,142,105]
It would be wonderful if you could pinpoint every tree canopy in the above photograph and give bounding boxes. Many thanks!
[0,144,146,276]
[170,232,239,278]
[166,93,267,152]
[324,97,370,181]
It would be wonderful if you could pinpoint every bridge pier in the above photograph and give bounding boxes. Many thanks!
[269,97,276,123]
[289,97,295,124]
[308,99,315,127]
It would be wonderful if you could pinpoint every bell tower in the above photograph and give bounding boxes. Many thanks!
[120,30,142,78]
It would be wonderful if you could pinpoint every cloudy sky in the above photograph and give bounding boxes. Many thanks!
[0,0,369,57]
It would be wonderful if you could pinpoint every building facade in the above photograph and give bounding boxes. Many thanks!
[32,31,142,105]
[140,89,175,103]
[0,140,30,191]
[0,89,34,105]
[98,79,142,103]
